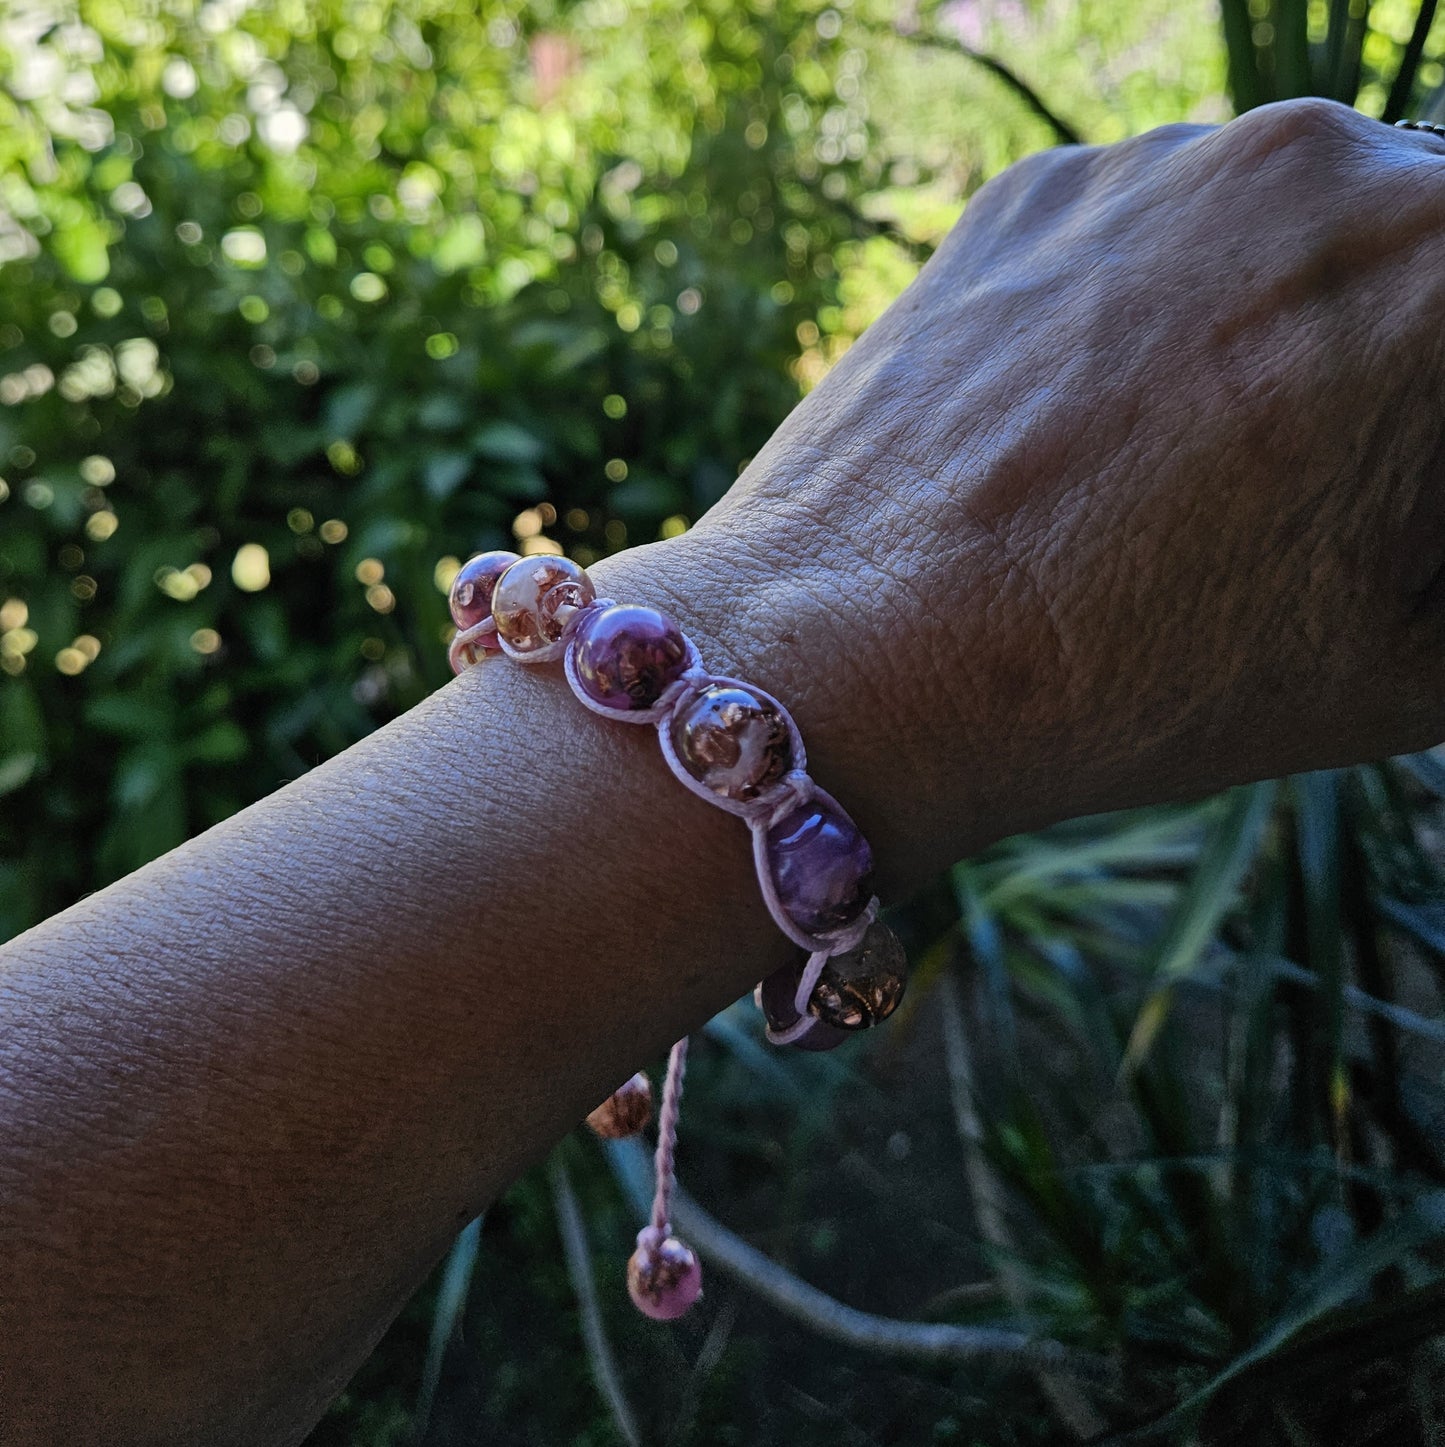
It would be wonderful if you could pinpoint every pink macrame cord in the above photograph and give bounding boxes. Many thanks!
[443,556,899,1318]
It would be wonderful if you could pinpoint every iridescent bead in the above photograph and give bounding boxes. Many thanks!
[627,1231,702,1319]
[670,684,792,800]
[572,604,688,711]
[448,550,521,630]
[758,958,848,1051]
[585,1072,653,1139]
[808,920,907,1030]
[491,556,595,654]
[764,797,874,937]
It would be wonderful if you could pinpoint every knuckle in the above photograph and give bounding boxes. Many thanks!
[1220,96,1368,166]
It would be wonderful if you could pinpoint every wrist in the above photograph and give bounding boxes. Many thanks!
[590,511,1028,895]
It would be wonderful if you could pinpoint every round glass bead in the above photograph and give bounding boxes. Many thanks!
[808,920,907,1030]
[572,604,688,711]
[586,1072,653,1139]
[764,797,874,937]
[449,550,521,630]
[627,1234,702,1319]
[758,958,848,1051]
[491,556,595,654]
[670,684,792,800]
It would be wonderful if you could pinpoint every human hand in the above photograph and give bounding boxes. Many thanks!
[601,99,1445,886]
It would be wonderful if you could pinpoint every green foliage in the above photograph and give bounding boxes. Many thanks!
[0,0,907,931]
[1218,0,1445,116]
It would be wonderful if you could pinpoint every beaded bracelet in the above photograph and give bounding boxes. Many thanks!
[446,549,908,1319]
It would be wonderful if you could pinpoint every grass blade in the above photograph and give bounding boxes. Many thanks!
[602,1135,1117,1382]
[1292,772,1349,1161]
[1121,782,1277,1075]
[551,1156,644,1447]
[1221,0,1268,111]
[953,864,1018,1071]
[1099,1194,1445,1443]
[938,969,1107,1438]
[1326,0,1372,101]
[1383,0,1440,121]
[415,1213,483,1440]
[1274,0,1316,97]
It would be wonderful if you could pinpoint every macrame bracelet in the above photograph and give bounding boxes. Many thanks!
[446,549,908,1319]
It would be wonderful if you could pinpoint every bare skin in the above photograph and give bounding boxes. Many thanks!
[3,99,1445,1444]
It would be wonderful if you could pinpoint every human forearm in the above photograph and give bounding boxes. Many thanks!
[0,545,884,1445]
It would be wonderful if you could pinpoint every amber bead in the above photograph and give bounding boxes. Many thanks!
[586,1072,653,1138]
[491,556,596,654]
[670,684,792,800]
[807,920,906,1030]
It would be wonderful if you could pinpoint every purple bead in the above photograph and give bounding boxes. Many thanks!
[765,797,874,937]
[627,1233,702,1319]
[449,550,520,629]
[758,959,849,1051]
[572,604,688,711]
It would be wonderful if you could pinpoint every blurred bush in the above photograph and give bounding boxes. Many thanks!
[0,0,932,930]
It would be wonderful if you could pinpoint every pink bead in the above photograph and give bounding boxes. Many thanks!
[627,1231,702,1319]
[572,604,688,711]
[491,556,596,654]
[586,1072,653,1138]
[670,684,792,800]
[449,550,521,630]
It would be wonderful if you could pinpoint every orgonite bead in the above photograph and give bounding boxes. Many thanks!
[764,797,874,937]
[670,684,792,800]
[627,1233,702,1320]
[758,958,848,1051]
[491,556,595,654]
[586,1072,653,1139]
[449,550,521,630]
[572,604,688,711]
[808,920,907,1030]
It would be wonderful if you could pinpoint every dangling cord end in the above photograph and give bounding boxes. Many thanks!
[626,1036,702,1319]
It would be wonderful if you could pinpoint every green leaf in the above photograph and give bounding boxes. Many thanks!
[423,450,472,500]
[0,679,47,760]
[472,421,544,464]
[187,721,249,764]
[414,1214,482,1438]
[416,393,468,432]
[324,382,379,439]
[607,474,687,518]
[1122,782,1278,1073]
[0,751,38,797]
[52,214,111,283]
[432,215,486,273]
[87,695,171,739]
